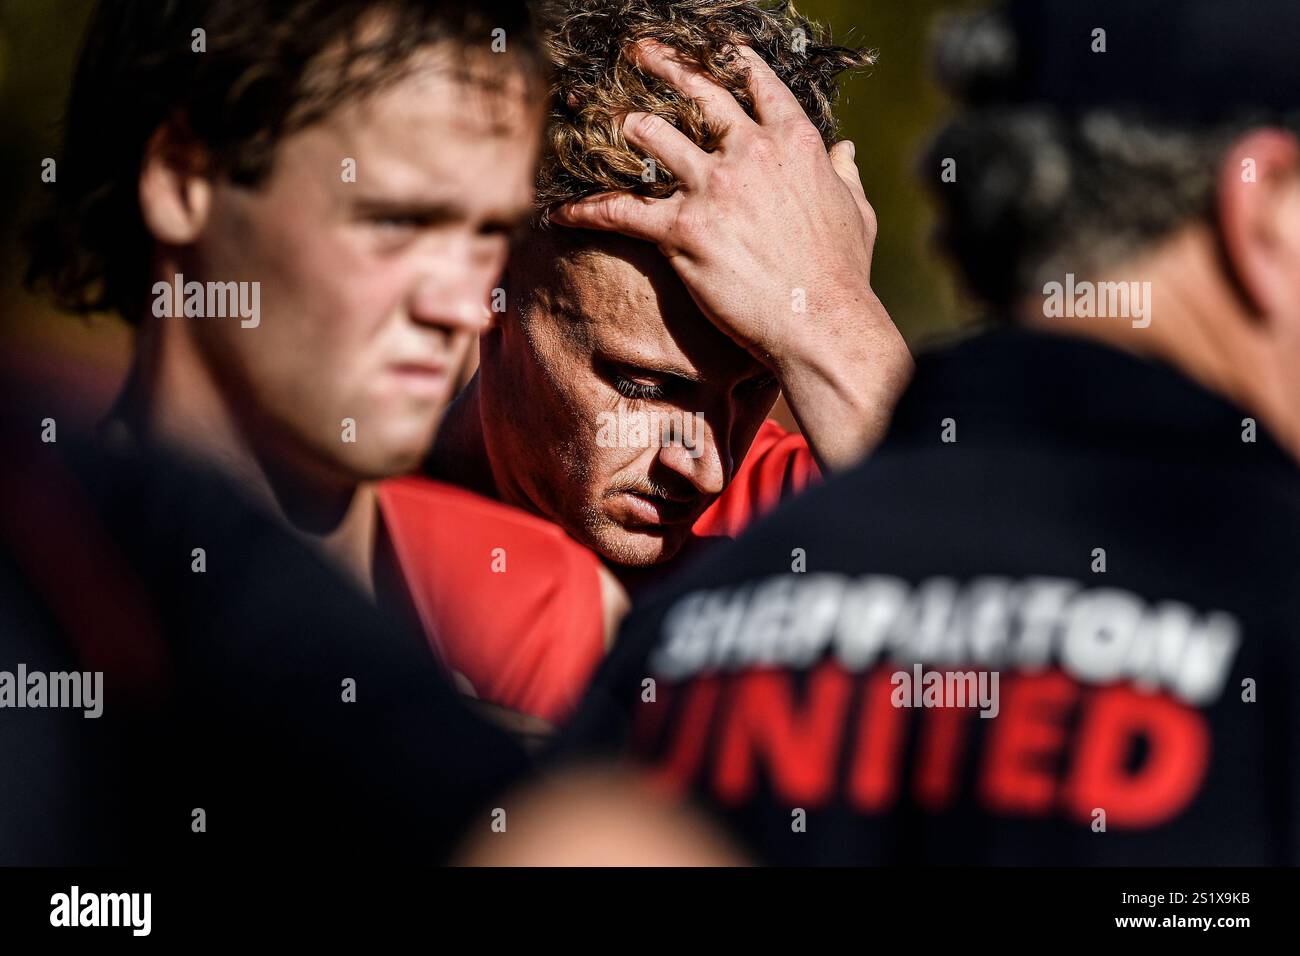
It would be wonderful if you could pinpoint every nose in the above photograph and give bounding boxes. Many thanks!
[653,410,730,498]
[407,237,497,335]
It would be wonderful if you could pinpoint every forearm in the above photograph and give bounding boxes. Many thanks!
[771,294,913,472]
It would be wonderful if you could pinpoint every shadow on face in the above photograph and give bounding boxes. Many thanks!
[479,227,781,567]
[170,46,541,492]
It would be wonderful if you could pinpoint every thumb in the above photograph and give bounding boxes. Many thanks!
[828,139,865,195]
[828,139,876,233]
[548,190,681,244]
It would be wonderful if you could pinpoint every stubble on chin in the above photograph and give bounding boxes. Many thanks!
[578,502,685,569]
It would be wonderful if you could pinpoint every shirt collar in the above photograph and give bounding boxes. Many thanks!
[886,324,1294,468]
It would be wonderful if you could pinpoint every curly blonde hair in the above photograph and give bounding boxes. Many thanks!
[535,0,875,208]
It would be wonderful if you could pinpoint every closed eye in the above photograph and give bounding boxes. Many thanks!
[613,375,666,402]
[371,214,427,231]
[740,373,779,393]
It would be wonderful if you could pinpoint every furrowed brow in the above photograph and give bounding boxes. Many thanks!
[351,197,464,221]
[352,196,533,232]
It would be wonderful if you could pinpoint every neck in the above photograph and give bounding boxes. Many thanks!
[1021,228,1300,460]
[427,373,500,500]
[115,313,380,595]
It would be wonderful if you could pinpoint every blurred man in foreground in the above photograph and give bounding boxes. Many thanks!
[562,0,1300,865]
[0,375,529,863]
[26,0,624,725]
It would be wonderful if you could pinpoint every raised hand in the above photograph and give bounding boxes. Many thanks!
[550,40,911,468]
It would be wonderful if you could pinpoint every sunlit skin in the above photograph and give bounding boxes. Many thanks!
[126,46,543,585]
[443,228,782,567]
[431,40,913,570]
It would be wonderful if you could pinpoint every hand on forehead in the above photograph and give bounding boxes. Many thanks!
[518,227,768,384]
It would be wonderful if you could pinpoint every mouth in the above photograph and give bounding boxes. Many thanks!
[387,361,452,398]
[610,490,701,529]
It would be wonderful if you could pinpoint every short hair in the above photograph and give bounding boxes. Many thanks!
[25,0,546,321]
[534,0,875,209]
[921,8,1300,310]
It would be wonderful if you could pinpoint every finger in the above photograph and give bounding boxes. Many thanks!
[828,140,865,197]
[548,190,683,245]
[733,45,809,126]
[622,110,709,187]
[828,139,876,229]
[630,39,752,133]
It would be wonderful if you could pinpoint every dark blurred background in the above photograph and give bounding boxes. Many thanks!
[0,0,989,419]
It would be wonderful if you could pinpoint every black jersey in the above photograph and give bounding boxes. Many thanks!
[0,407,529,864]
[563,326,1300,865]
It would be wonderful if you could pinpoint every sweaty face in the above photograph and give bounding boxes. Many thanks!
[481,230,781,567]
[183,50,541,483]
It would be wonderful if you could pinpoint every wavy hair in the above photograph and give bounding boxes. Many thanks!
[535,0,875,208]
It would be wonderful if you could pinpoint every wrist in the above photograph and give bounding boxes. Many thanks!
[770,290,907,387]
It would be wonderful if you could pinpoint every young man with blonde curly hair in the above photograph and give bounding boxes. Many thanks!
[420,0,912,717]
[431,0,912,584]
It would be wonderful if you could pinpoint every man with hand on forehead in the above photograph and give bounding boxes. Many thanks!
[431,0,912,598]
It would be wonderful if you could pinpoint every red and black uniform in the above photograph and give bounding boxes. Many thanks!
[408,422,818,722]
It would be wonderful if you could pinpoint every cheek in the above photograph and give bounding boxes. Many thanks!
[223,185,394,348]
[259,236,401,381]
[539,372,632,486]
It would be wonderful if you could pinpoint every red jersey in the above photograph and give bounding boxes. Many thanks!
[693,419,819,538]
[378,477,606,724]
[383,422,816,723]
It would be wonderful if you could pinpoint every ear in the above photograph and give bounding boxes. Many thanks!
[1217,128,1300,319]
[138,120,214,245]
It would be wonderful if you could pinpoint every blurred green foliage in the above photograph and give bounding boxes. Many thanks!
[799,0,989,344]
[1,0,97,337]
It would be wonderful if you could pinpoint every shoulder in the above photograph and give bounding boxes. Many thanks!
[378,475,605,607]
[381,476,582,544]
[378,476,609,723]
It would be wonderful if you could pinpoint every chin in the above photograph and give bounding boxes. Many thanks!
[590,522,688,568]
[362,421,441,478]
[339,440,429,482]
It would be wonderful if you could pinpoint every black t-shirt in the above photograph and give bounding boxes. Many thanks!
[563,327,1300,865]
[0,412,529,864]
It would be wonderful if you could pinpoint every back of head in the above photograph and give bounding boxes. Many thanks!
[922,0,1300,311]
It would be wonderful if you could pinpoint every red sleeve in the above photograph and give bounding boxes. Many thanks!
[692,419,820,539]
[378,477,606,724]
